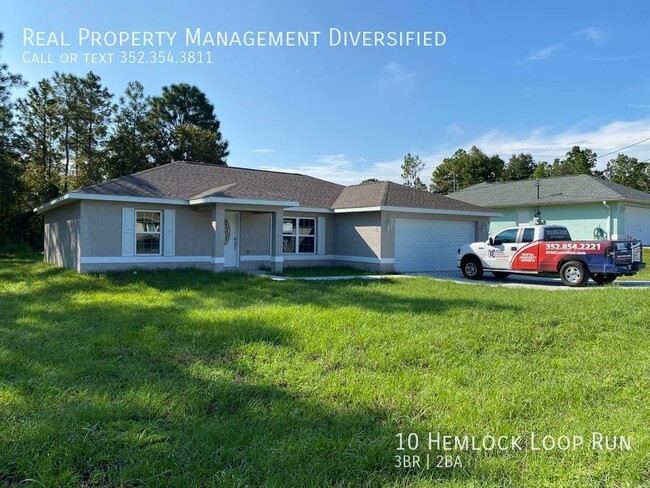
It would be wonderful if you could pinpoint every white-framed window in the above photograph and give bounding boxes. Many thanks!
[283,217,315,254]
[135,210,162,255]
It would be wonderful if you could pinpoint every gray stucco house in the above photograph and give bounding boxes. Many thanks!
[35,161,497,273]
[448,174,650,244]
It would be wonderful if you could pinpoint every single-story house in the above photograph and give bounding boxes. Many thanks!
[35,161,498,273]
[447,174,650,244]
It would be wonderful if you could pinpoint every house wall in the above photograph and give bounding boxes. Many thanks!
[78,200,213,272]
[488,202,622,241]
[44,201,80,271]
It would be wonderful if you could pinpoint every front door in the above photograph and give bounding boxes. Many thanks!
[224,211,239,268]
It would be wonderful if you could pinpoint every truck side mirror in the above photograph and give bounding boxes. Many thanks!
[488,237,494,246]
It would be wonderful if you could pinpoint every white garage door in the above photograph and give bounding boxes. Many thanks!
[625,206,650,245]
[394,219,475,272]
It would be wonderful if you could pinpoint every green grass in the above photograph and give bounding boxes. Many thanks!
[276,266,379,277]
[1,250,649,487]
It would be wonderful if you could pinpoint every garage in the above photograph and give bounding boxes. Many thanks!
[624,206,650,245]
[394,219,476,272]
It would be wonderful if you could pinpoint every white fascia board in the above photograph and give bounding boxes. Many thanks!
[189,197,300,207]
[35,192,189,213]
[285,207,333,213]
[331,205,501,217]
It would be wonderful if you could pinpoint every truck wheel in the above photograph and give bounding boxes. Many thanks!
[560,261,589,287]
[492,272,510,280]
[462,256,484,280]
[591,274,617,285]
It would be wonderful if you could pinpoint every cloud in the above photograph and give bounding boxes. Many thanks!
[377,62,415,96]
[251,148,276,153]
[251,119,650,186]
[576,27,606,43]
[456,118,650,168]
[524,44,562,62]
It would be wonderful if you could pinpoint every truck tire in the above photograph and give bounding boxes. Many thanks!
[591,274,617,285]
[461,256,484,280]
[559,261,589,287]
[492,271,510,280]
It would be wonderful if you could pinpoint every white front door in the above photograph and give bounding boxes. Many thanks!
[224,211,239,268]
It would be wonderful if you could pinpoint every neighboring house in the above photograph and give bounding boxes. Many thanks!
[35,161,498,273]
[448,174,650,244]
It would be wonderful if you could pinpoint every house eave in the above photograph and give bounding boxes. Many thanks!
[189,197,300,207]
[34,193,190,213]
[331,205,500,217]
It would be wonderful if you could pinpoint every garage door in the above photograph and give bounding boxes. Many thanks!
[625,206,650,245]
[394,219,475,272]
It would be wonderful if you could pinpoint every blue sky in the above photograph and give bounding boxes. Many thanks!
[3,0,650,184]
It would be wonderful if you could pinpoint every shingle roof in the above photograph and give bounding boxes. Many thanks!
[63,161,493,214]
[74,161,345,208]
[447,174,650,207]
[332,181,493,212]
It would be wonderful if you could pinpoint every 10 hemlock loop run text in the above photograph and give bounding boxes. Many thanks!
[24,27,447,48]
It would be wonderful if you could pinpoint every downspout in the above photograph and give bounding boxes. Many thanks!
[603,201,611,239]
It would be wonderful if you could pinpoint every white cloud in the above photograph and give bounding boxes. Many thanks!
[253,119,650,186]
[251,148,276,153]
[576,27,606,43]
[524,44,562,62]
[450,118,650,168]
[377,62,415,96]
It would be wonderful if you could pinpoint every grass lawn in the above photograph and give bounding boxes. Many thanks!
[1,249,649,487]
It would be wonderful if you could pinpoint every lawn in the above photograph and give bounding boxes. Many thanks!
[1,249,649,487]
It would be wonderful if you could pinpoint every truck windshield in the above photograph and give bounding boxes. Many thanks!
[543,228,572,241]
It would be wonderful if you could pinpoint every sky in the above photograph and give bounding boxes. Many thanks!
[3,0,650,185]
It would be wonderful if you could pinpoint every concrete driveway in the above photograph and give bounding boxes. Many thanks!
[412,271,650,290]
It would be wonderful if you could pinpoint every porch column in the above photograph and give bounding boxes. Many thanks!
[212,205,225,272]
[270,210,284,273]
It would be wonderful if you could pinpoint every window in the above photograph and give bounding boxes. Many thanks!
[493,228,518,245]
[283,217,315,254]
[135,210,162,255]
[544,227,572,241]
[522,228,535,243]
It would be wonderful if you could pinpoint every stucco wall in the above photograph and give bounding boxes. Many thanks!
[239,212,271,257]
[44,202,80,271]
[488,203,619,241]
[332,212,382,258]
[79,201,213,258]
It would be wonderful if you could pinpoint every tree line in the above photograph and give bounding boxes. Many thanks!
[0,33,229,247]
[398,145,650,194]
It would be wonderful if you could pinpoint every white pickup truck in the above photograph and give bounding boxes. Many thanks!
[457,224,644,287]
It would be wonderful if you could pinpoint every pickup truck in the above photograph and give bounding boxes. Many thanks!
[457,224,644,287]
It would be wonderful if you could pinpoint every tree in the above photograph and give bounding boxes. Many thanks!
[0,32,27,245]
[147,83,228,165]
[401,153,426,190]
[431,146,504,194]
[360,178,382,185]
[72,72,114,188]
[170,124,228,165]
[52,72,81,192]
[16,79,62,197]
[553,146,597,176]
[501,153,536,181]
[106,81,150,179]
[604,154,650,191]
